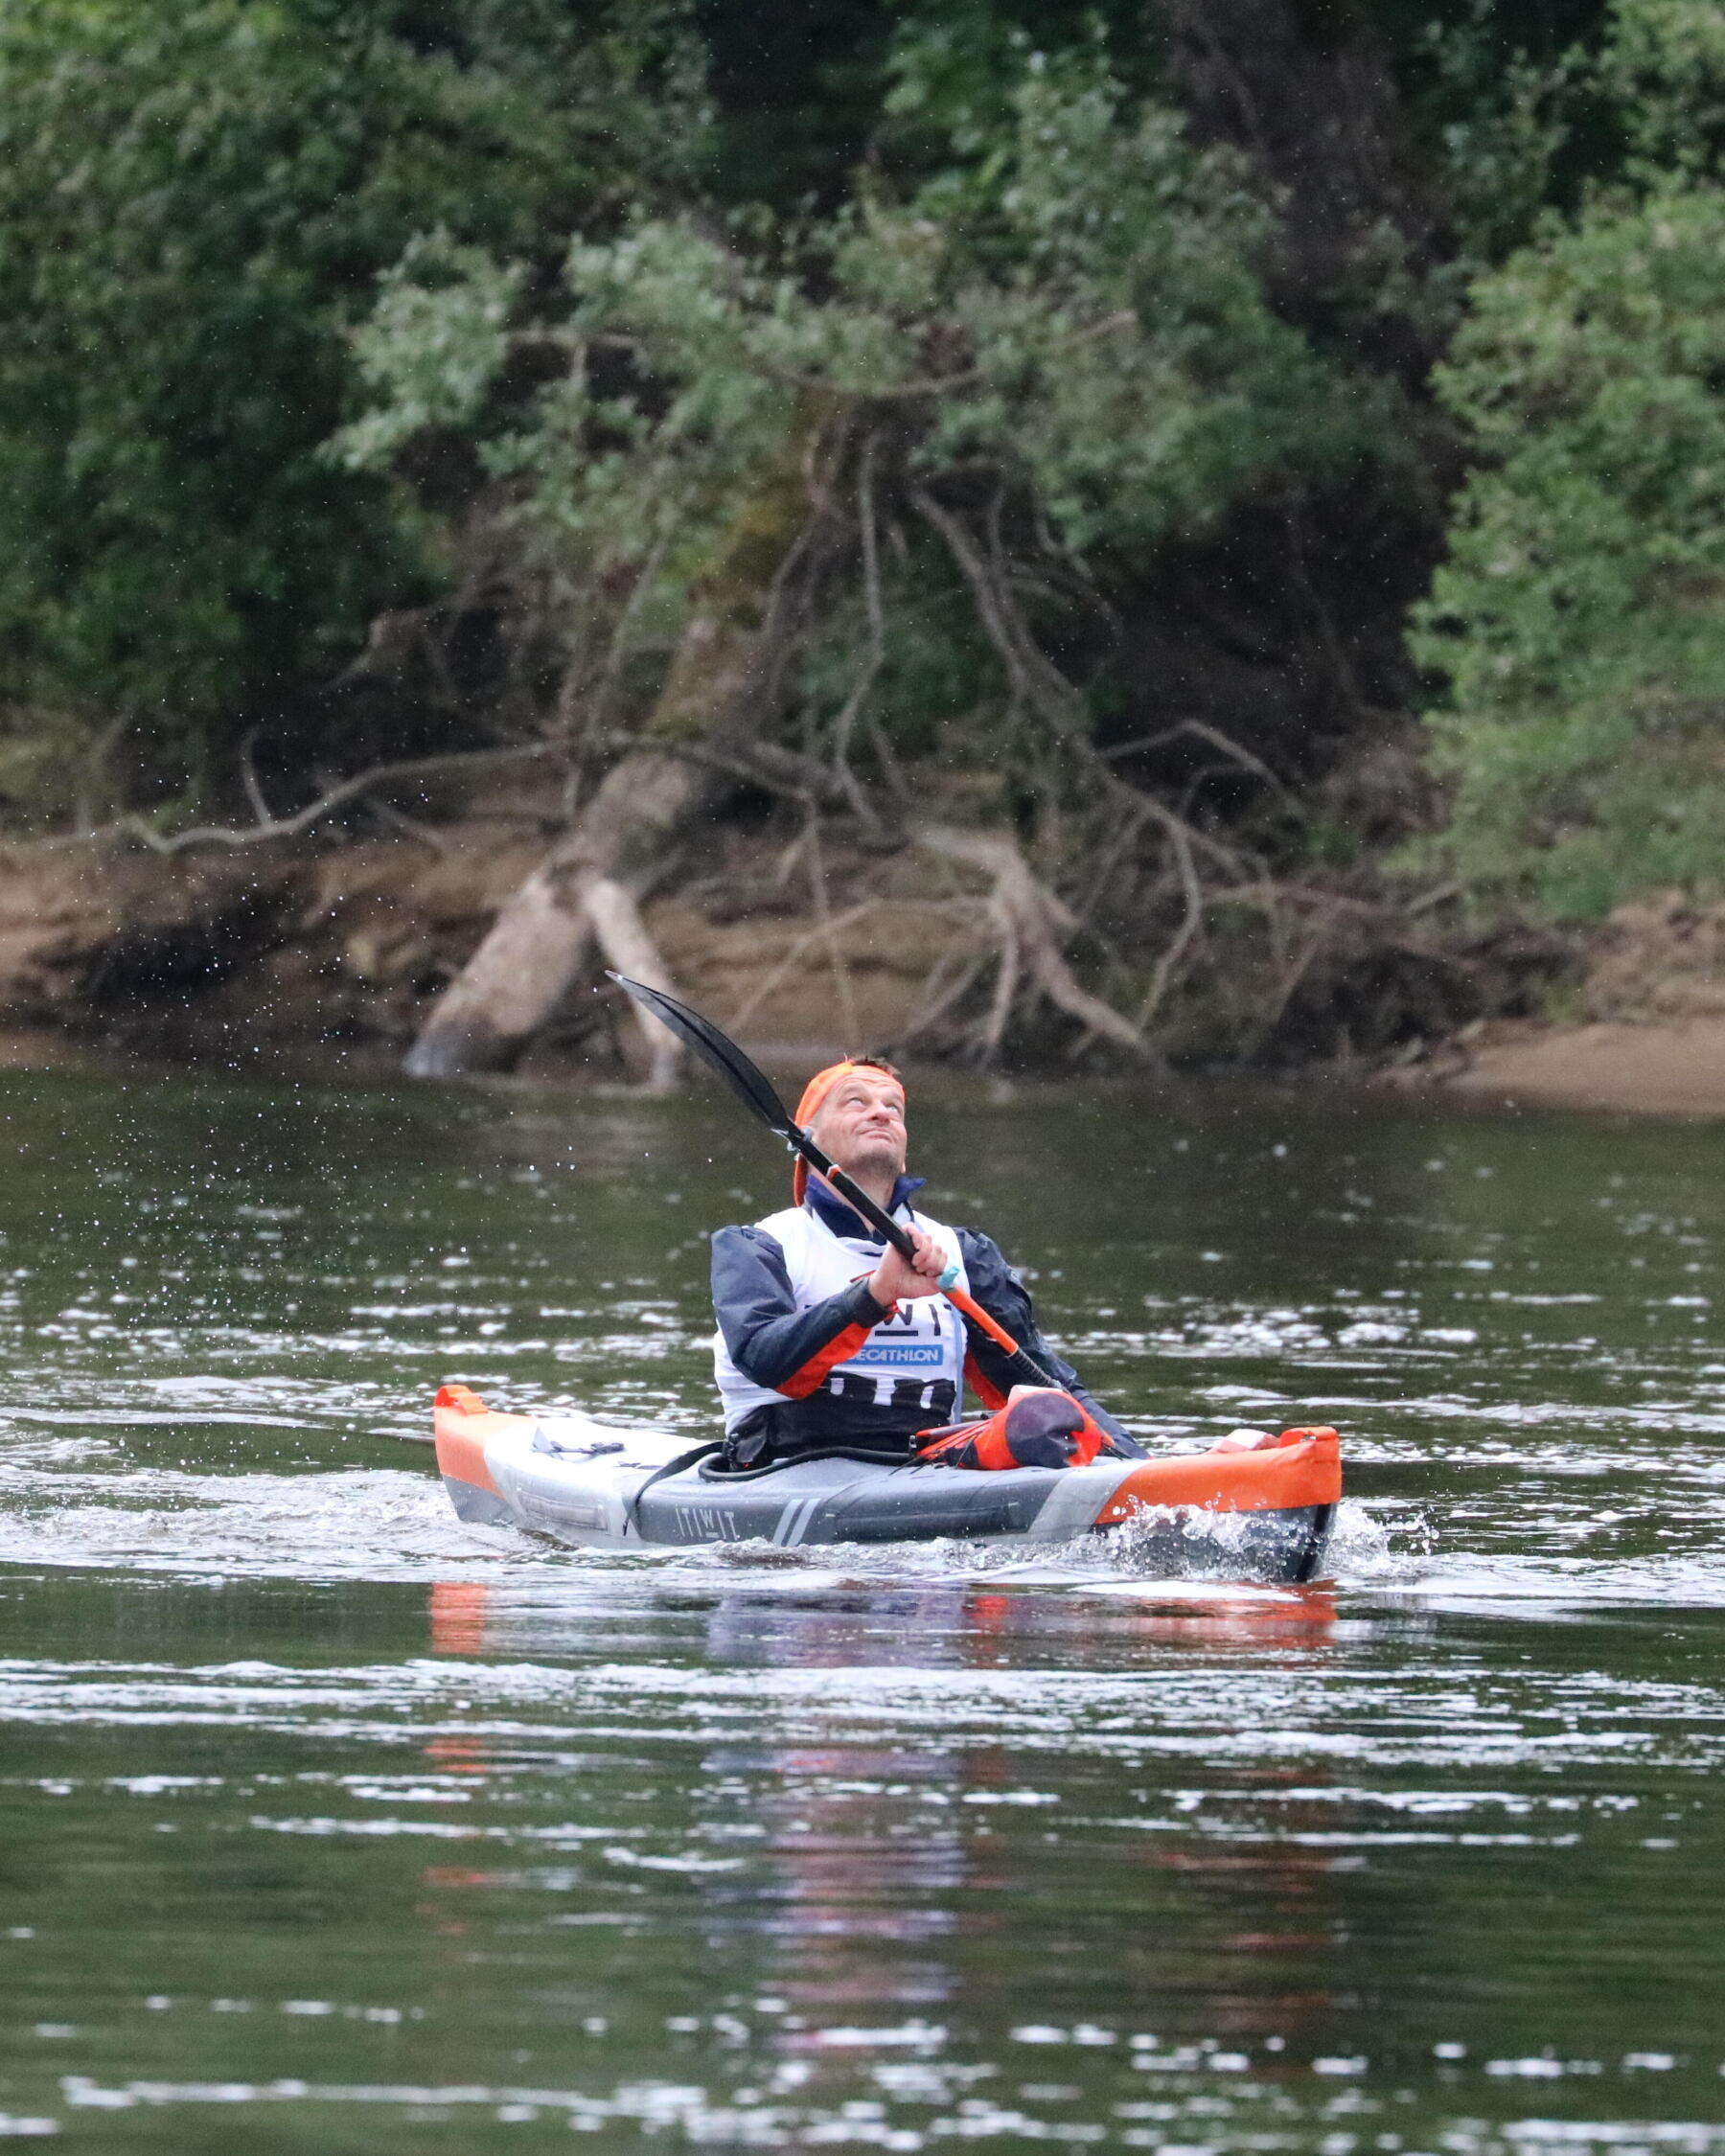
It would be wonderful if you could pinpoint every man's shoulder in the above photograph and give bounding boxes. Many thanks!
[711,1223,792,1294]
[712,1209,802,1250]
[951,1226,1022,1285]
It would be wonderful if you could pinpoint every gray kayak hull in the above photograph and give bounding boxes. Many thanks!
[434,1404,1341,1583]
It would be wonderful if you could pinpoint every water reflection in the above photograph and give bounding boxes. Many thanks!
[410,1570,1357,2145]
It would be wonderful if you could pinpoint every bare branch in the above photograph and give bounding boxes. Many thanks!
[722,901,880,1039]
[590,535,669,743]
[912,487,1090,747]
[123,745,551,856]
[1132,791,1258,881]
[1401,880,1462,918]
[367,796,451,858]
[829,432,886,831]
[1202,881,1390,916]
[1136,818,1206,1029]
[238,730,273,828]
[896,945,991,1049]
[1098,717,1290,799]
[977,904,1020,1064]
[666,736,855,812]
[750,310,1137,401]
[802,809,860,1043]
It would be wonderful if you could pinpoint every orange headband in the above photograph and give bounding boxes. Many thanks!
[791,1061,906,1204]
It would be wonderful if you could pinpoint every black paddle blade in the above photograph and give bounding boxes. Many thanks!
[606,974,795,1135]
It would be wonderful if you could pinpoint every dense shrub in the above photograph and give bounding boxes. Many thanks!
[1414,2,1725,917]
[0,0,686,815]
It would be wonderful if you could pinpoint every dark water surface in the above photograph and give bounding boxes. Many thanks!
[1,1066,1723,2152]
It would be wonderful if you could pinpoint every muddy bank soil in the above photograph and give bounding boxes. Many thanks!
[0,794,978,1076]
[1447,1018,1725,1117]
[1436,894,1725,1118]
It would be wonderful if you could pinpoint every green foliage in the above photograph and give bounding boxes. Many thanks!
[1417,10,1584,272]
[1414,178,1725,917]
[1602,0,1725,169]
[0,0,690,808]
[341,45,1393,768]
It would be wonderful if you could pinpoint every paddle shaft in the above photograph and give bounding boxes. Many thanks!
[788,1129,1062,1388]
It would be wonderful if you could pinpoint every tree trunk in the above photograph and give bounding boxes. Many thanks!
[404,449,823,1080]
[402,735,722,1079]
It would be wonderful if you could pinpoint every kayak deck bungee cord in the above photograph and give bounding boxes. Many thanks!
[432,1387,1342,1582]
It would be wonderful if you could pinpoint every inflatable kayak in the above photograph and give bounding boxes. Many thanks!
[432,1387,1342,1582]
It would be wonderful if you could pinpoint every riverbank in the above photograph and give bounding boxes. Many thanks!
[1435,892,1725,1118]
[0,777,995,1078]
[1440,1017,1725,1118]
[2,791,1718,1114]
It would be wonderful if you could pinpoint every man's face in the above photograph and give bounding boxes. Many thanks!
[808,1069,908,1183]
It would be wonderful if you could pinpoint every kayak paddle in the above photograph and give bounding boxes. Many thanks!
[606,972,1061,1388]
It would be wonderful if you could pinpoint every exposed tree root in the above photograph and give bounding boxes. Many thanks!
[909,824,1156,1065]
[137,416,1476,1084]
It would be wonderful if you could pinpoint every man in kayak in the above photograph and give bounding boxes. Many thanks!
[710,1058,1142,1469]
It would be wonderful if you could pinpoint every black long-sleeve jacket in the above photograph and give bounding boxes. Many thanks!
[710,1183,1139,1462]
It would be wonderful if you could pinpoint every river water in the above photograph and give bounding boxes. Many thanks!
[0,1064,1722,2152]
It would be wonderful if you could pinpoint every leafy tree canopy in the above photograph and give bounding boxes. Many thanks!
[339,43,1403,799]
[0,0,694,809]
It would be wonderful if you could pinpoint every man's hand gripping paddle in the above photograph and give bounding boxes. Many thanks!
[607,973,1062,1388]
